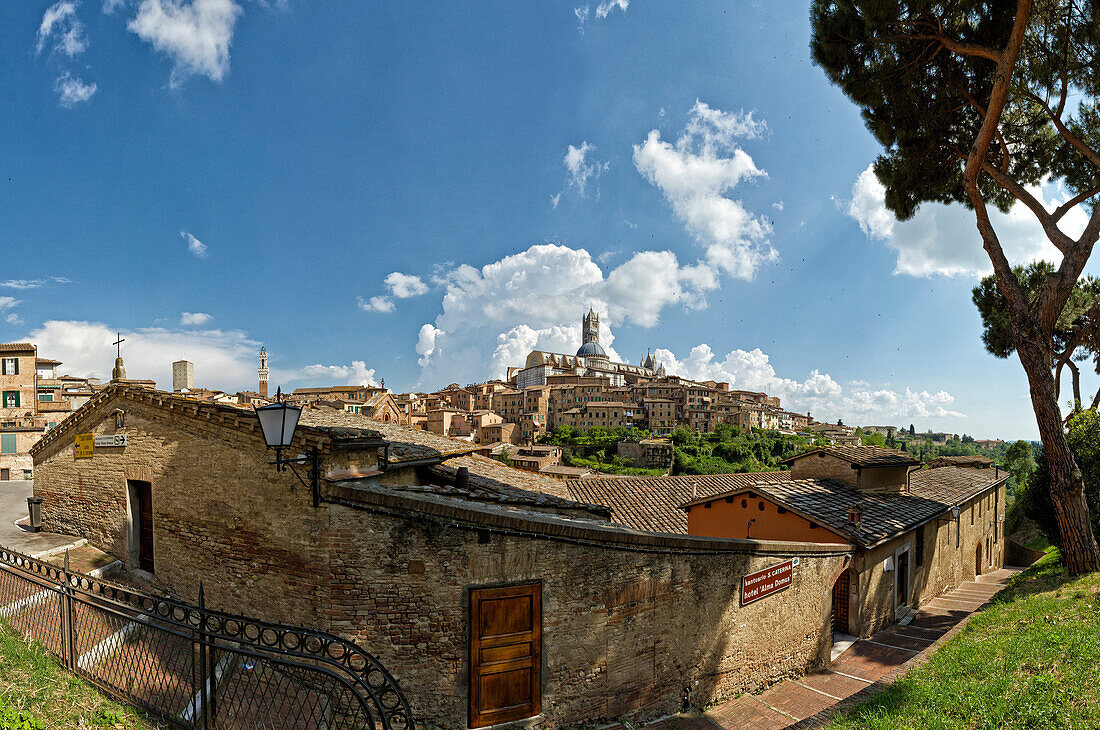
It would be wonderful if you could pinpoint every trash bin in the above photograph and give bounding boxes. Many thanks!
[27,496,42,533]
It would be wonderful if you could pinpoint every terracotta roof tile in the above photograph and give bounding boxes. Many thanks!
[0,343,35,352]
[299,409,480,463]
[564,472,795,535]
[784,446,920,467]
[681,466,1006,547]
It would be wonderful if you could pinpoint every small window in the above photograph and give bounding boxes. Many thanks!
[0,433,15,454]
[915,525,925,567]
[38,392,54,402]
[2,391,19,408]
[1,358,17,375]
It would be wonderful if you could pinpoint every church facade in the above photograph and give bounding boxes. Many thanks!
[516,309,666,389]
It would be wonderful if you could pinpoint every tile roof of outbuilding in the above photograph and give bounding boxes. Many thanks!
[564,472,795,535]
[676,466,1006,548]
[299,409,481,464]
[0,343,35,352]
[783,446,920,467]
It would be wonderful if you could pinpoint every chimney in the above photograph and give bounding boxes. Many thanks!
[456,466,470,490]
[172,360,194,392]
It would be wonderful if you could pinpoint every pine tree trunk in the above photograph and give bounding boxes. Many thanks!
[1016,330,1100,575]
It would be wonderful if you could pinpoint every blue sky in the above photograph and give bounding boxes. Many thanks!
[0,0,1091,440]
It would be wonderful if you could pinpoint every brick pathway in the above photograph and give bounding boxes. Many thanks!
[639,568,1021,730]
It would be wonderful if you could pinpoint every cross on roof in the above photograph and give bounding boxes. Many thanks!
[113,333,125,358]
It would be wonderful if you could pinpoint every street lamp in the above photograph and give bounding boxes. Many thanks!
[255,388,321,508]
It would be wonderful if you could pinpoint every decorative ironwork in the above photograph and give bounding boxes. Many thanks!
[0,547,415,730]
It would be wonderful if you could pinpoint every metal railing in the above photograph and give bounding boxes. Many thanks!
[0,548,415,730]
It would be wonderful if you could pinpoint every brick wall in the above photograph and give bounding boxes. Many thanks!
[323,498,849,728]
[789,453,858,486]
[33,391,853,729]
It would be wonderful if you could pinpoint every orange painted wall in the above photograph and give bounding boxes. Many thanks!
[686,493,848,544]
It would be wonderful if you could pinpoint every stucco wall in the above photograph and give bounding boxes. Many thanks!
[686,493,847,543]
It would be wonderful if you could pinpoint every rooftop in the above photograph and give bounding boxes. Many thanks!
[299,409,481,464]
[0,343,35,353]
[784,446,920,468]
[564,472,795,535]
[677,466,1006,548]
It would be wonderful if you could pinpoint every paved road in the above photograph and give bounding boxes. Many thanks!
[0,480,83,557]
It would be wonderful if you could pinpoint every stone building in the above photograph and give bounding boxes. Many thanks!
[33,383,862,729]
[677,446,1007,636]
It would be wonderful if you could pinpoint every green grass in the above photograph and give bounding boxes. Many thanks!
[825,549,1100,729]
[0,621,160,729]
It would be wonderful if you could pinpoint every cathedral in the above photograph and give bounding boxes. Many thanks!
[516,309,665,389]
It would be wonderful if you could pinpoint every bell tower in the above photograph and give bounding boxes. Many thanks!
[582,308,600,346]
[258,346,269,397]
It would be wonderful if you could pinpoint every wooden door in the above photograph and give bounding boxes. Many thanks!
[469,583,541,728]
[896,551,909,608]
[831,569,850,634]
[135,482,154,573]
[976,542,982,576]
[0,468,9,481]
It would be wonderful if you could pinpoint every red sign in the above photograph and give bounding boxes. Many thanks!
[741,559,794,606]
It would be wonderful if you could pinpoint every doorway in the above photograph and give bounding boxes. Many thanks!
[0,468,9,481]
[831,569,851,635]
[128,480,154,574]
[895,548,910,612]
[976,542,983,576]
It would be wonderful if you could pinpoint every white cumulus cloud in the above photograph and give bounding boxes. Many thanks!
[358,296,396,314]
[180,312,212,326]
[653,343,965,422]
[37,2,87,57]
[56,73,97,107]
[412,243,718,386]
[127,0,242,86]
[563,141,608,198]
[634,100,776,280]
[384,272,429,299]
[298,361,378,387]
[845,164,1082,277]
[595,0,628,18]
[181,230,208,257]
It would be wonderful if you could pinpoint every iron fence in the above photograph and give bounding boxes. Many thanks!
[0,548,415,730]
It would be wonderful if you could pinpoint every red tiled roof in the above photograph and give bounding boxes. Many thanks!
[783,446,919,467]
[564,472,795,535]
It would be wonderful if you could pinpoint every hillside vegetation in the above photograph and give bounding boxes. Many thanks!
[541,424,1013,477]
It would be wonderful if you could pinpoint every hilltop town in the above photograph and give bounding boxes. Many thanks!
[0,311,1007,484]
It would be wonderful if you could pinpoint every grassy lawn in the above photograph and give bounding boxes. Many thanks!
[825,549,1100,730]
[0,622,161,730]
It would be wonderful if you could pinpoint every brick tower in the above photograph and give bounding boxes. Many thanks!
[258,346,269,398]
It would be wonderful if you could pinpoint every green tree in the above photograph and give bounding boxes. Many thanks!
[974,261,1100,410]
[812,0,1100,573]
[1004,439,1037,494]
[909,424,916,436]
[861,431,887,447]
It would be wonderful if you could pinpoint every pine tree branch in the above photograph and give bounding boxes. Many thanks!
[1053,184,1100,223]
[1026,91,1100,171]
[981,163,1075,253]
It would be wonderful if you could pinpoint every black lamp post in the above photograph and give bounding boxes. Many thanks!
[255,388,321,508]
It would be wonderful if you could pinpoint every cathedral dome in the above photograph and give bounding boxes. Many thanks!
[576,341,608,358]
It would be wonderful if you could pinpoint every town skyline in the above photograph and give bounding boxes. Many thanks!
[2,1,1091,441]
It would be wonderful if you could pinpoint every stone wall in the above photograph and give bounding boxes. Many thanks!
[322,492,850,728]
[616,441,674,470]
[789,453,857,486]
[855,481,1006,637]
[32,395,334,626]
[33,391,853,730]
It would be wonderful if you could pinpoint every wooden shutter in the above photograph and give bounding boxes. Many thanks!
[469,583,541,728]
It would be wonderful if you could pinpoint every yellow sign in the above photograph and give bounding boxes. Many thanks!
[74,433,94,459]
